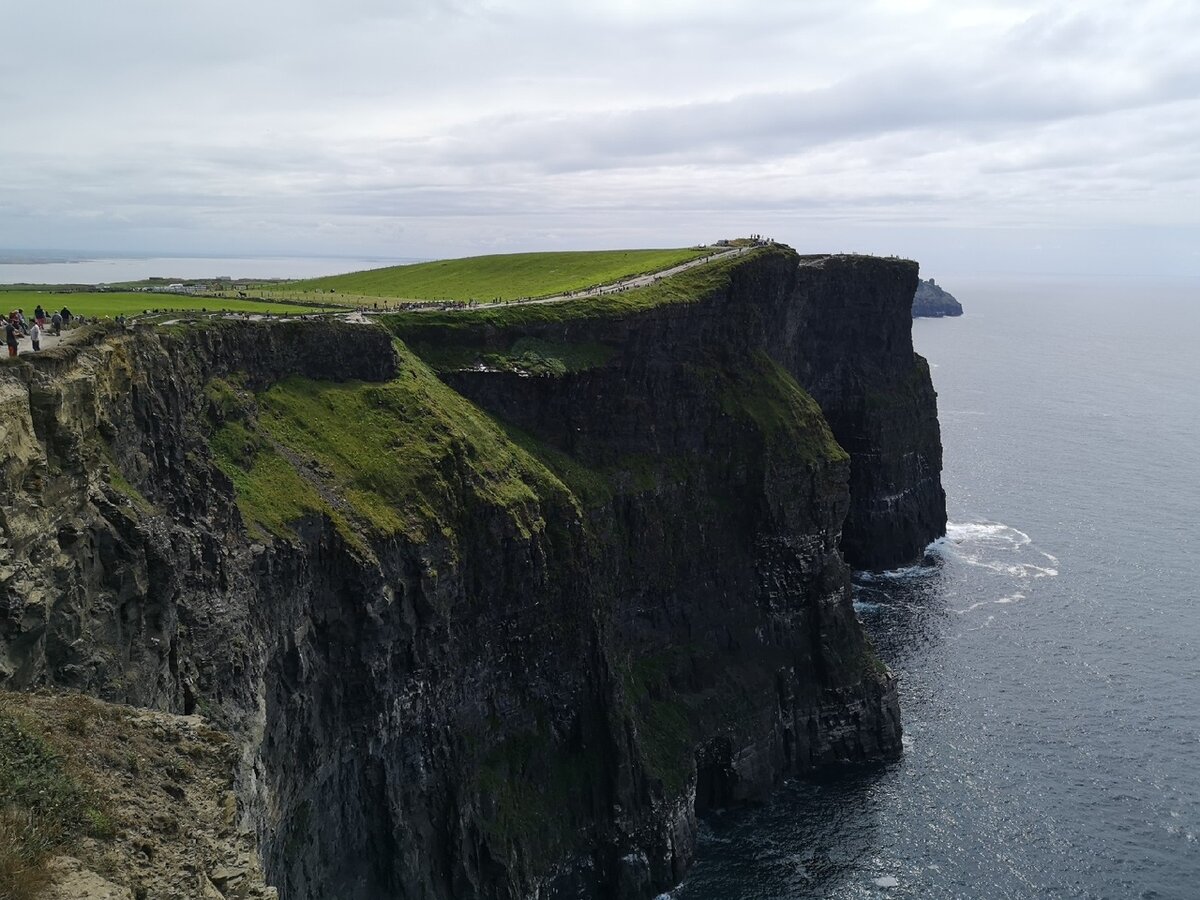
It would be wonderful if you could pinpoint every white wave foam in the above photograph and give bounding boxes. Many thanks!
[855,562,938,582]
[954,592,1025,615]
[958,558,1057,578]
[874,875,900,888]
[937,520,1058,583]
[946,521,1031,549]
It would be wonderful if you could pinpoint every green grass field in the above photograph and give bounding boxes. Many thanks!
[1,292,326,318]
[385,245,777,333]
[282,248,712,303]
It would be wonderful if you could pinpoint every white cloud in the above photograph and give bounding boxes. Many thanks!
[1,0,1197,273]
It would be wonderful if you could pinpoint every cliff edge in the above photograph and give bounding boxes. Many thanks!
[0,246,945,899]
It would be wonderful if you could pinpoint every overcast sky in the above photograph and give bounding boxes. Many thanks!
[2,0,1198,275]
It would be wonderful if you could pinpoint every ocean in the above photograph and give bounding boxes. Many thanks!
[674,276,1200,899]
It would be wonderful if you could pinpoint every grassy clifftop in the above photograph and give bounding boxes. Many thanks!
[384,245,781,334]
[288,247,710,302]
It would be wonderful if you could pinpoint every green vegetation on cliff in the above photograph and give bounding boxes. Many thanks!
[0,290,324,318]
[207,344,583,548]
[0,703,102,899]
[865,354,934,412]
[474,728,602,859]
[286,247,709,302]
[384,246,778,332]
[411,336,615,376]
[717,352,849,464]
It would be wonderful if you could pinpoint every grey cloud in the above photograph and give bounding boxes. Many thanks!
[2,0,1198,273]
[426,57,1200,176]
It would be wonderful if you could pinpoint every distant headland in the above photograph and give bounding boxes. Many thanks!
[913,277,963,317]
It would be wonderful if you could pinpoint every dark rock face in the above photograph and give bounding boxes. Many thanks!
[780,257,948,570]
[0,249,941,899]
[912,278,964,318]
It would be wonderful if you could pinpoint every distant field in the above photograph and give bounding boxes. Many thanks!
[0,292,326,318]
[283,248,711,303]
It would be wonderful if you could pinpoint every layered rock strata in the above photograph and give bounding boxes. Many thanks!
[0,247,943,899]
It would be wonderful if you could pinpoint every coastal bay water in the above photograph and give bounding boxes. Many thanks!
[674,276,1200,899]
[0,255,419,285]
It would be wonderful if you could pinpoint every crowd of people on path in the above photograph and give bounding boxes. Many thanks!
[5,304,74,357]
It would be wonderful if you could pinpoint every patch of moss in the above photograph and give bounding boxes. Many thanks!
[601,454,695,495]
[203,376,247,422]
[859,636,889,678]
[92,439,156,515]
[717,352,848,464]
[865,355,932,411]
[497,423,613,509]
[474,730,600,860]
[209,420,326,539]
[104,467,156,515]
[619,648,701,795]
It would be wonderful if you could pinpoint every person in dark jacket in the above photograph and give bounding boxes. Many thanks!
[5,317,18,357]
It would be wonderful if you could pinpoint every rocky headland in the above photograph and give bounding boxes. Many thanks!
[0,245,946,899]
[912,277,963,317]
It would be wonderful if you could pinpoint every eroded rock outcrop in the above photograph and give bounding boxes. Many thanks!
[912,277,963,318]
[0,246,943,899]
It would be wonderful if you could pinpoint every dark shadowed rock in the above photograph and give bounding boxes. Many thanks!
[912,277,963,317]
[0,247,944,899]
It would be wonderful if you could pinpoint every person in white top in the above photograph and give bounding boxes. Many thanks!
[29,321,41,351]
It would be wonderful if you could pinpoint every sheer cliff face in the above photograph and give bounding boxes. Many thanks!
[0,248,941,900]
[780,256,948,570]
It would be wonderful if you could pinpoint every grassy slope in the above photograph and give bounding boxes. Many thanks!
[1,291,326,318]
[286,248,710,302]
[385,246,776,335]
[207,343,582,549]
[719,351,849,463]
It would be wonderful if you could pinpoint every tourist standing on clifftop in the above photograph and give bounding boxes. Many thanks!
[5,316,18,357]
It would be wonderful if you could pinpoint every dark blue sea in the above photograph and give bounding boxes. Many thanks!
[674,276,1200,899]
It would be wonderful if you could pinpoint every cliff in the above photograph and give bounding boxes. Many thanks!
[912,278,963,318]
[0,247,944,899]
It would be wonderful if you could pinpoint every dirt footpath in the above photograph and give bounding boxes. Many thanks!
[9,325,80,357]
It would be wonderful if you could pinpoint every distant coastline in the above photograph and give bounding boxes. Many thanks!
[0,254,424,285]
